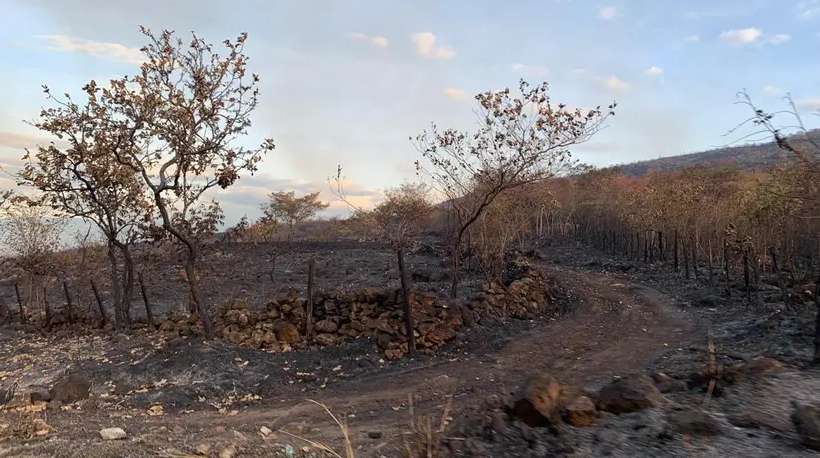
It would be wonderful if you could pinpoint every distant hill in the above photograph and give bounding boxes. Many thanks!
[615,129,820,177]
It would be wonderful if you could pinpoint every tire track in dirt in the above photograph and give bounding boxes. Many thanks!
[183,265,696,456]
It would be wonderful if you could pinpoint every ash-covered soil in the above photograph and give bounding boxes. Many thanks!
[1,239,820,457]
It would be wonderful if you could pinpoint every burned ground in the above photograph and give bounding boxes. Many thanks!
[0,238,819,457]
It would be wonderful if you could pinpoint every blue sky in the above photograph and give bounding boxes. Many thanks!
[1,0,819,225]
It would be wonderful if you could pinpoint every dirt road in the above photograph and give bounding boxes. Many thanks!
[0,264,696,458]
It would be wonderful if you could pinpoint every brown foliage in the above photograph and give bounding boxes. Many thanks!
[413,79,615,298]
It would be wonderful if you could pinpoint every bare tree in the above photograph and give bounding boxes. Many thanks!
[412,79,616,298]
[19,82,155,330]
[63,27,275,339]
[0,202,67,319]
[333,176,433,356]
[261,190,330,242]
[730,90,820,362]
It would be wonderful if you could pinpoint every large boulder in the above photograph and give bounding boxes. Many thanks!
[50,373,92,403]
[792,402,820,451]
[597,375,661,414]
[509,373,562,427]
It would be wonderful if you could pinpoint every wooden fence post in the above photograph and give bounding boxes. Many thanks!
[63,281,74,324]
[138,272,155,328]
[90,279,106,326]
[14,283,24,324]
[306,258,315,339]
[397,248,416,356]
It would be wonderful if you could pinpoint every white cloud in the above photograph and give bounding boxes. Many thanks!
[602,75,631,91]
[766,34,791,44]
[345,32,390,49]
[444,88,470,101]
[411,32,456,60]
[597,6,620,20]
[762,85,782,95]
[509,63,549,76]
[645,66,663,76]
[797,0,820,19]
[570,68,587,75]
[796,98,820,110]
[35,35,145,65]
[682,34,700,43]
[719,28,762,46]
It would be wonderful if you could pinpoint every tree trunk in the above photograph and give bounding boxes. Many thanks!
[138,272,155,328]
[708,238,715,286]
[306,257,315,339]
[397,248,416,356]
[684,240,690,280]
[674,230,679,272]
[43,285,52,331]
[692,239,699,280]
[107,242,124,330]
[814,262,820,363]
[184,248,215,340]
[120,244,135,325]
[743,250,751,302]
[723,239,731,282]
[14,283,24,324]
[658,231,664,262]
[449,239,461,299]
[91,279,107,326]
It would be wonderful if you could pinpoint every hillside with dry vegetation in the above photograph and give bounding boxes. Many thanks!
[2,26,820,458]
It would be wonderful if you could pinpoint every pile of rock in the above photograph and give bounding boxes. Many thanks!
[155,260,555,359]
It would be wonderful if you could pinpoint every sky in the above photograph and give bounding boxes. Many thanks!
[1,0,820,227]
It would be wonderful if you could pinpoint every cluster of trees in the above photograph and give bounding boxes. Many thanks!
[6,22,619,355]
[10,27,274,338]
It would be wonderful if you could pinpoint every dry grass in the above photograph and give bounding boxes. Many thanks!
[277,396,455,458]
[402,394,453,458]
[278,399,355,458]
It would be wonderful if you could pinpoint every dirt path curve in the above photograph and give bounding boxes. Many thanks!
[186,265,695,456]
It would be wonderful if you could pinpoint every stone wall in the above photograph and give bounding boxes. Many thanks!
[160,259,557,359]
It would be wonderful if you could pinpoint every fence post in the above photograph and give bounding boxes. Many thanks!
[138,272,155,328]
[63,281,74,323]
[306,258,315,339]
[14,283,24,324]
[90,279,106,326]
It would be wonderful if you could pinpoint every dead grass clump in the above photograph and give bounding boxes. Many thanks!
[403,394,453,458]
[278,399,355,458]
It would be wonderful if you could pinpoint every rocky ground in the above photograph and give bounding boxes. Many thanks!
[0,238,819,457]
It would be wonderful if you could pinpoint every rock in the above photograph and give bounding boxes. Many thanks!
[728,410,783,431]
[367,430,383,439]
[792,403,820,450]
[490,411,508,433]
[738,357,784,377]
[314,320,339,334]
[650,372,687,393]
[509,373,562,427]
[28,385,52,403]
[670,410,723,436]
[562,395,597,427]
[50,373,92,403]
[100,427,127,440]
[219,446,236,458]
[597,375,661,414]
[314,333,338,346]
[276,322,300,344]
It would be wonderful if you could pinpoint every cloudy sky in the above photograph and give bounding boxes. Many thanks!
[1,0,819,225]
